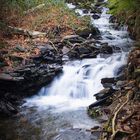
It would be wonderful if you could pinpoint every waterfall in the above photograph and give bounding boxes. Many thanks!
[24,2,132,112]
[24,53,127,111]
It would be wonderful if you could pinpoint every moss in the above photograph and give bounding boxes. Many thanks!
[87,107,102,118]
[108,0,140,40]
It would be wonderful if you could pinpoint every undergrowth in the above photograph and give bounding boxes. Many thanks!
[108,0,140,40]
[0,0,90,38]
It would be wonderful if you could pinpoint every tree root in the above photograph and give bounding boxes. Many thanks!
[48,41,58,53]
[110,91,132,140]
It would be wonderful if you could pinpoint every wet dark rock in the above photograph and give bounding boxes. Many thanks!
[9,55,23,61]
[101,77,115,88]
[0,99,18,116]
[37,44,55,54]
[0,50,8,55]
[76,26,100,38]
[112,46,121,53]
[67,51,79,59]
[76,46,91,54]
[115,65,126,76]
[109,15,117,23]
[101,77,115,84]
[106,35,115,40]
[80,52,98,59]
[43,55,54,62]
[89,96,112,109]
[100,43,113,54]
[94,88,116,100]
[83,9,89,14]
[92,14,100,19]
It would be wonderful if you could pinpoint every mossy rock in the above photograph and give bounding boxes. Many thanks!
[76,25,100,38]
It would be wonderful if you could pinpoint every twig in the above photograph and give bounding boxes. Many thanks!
[48,41,58,53]
[110,91,131,140]
[7,26,47,38]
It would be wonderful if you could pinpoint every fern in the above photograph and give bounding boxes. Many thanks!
[108,0,139,14]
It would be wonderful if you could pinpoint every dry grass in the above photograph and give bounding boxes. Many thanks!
[0,1,91,70]
[19,5,90,38]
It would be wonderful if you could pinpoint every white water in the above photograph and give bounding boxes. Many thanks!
[24,52,128,112]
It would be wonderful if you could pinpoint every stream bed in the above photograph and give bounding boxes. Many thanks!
[0,1,133,140]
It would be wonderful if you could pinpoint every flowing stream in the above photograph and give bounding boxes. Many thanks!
[0,1,133,140]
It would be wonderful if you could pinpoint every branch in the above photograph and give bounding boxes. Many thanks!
[7,26,47,38]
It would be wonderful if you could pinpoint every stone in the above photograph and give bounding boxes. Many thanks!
[116,80,127,88]
[100,44,113,54]
[101,77,115,84]
[76,26,100,38]
[83,9,89,14]
[62,46,70,54]
[62,35,85,43]
[91,26,100,36]
[89,96,112,109]
[15,44,26,52]
[37,44,54,54]
[109,15,117,23]
[92,14,100,19]
[43,55,54,61]
[0,73,13,81]
[115,65,126,76]
[0,50,8,54]
[76,46,90,54]
[80,53,97,59]
[106,35,115,40]
[94,88,116,100]
[9,55,23,61]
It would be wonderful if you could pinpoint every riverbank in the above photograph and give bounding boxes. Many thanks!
[88,47,140,140]
[88,0,140,139]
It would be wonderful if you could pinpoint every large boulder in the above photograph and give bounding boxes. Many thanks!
[100,43,113,54]
[94,88,116,100]
[76,26,100,38]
